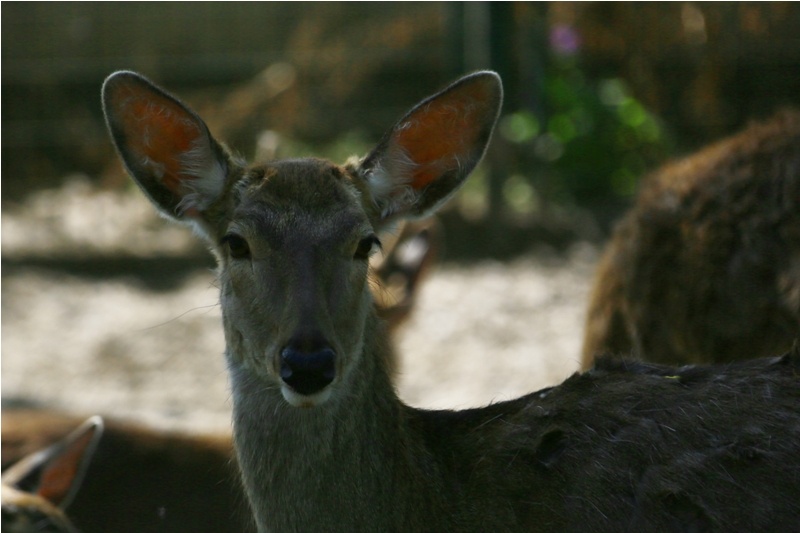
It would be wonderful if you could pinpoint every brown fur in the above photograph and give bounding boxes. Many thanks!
[583,109,800,368]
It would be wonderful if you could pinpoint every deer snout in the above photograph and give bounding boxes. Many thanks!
[280,336,336,397]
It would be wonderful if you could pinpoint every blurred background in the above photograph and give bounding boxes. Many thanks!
[3,3,800,432]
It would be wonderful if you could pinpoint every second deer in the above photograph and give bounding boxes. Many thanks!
[102,70,800,531]
[3,408,253,533]
[582,109,800,369]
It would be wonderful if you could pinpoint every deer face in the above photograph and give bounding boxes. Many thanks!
[216,159,380,406]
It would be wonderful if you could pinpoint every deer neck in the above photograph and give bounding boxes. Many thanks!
[227,312,433,532]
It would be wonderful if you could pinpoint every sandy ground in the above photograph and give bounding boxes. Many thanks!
[2,177,596,434]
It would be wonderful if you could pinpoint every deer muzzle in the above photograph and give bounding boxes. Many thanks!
[279,343,336,396]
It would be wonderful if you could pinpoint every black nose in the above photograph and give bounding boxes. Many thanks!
[280,338,336,396]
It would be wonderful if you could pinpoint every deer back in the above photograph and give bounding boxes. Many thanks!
[582,109,800,368]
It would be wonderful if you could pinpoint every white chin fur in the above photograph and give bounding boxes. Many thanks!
[280,384,333,408]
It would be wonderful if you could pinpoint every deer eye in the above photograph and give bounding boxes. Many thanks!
[222,233,251,259]
[354,234,381,260]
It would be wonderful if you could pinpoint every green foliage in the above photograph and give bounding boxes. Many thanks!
[500,59,671,207]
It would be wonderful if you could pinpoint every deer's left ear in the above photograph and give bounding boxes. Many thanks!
[358,71,502,224]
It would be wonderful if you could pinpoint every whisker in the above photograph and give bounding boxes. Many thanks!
[138,303,221,331]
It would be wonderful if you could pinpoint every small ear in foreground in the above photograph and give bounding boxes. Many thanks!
[101,71,232,222]
[2,416,104,510]
[359,71,503,223]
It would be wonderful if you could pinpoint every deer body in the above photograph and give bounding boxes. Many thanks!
[103,71,800,532]
[582,110,800,369]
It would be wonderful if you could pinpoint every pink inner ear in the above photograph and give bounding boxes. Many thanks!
[37,429,96,506]
[393,79,496,190]
[117,85,204,196]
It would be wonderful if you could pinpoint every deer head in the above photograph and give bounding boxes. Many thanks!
[102,71,502,408]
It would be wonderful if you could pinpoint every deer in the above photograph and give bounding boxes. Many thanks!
[102,70,800,531]
[2,408,253,533]
[371,218,439,333]
[581,109,800,370]
[2,416,102,533]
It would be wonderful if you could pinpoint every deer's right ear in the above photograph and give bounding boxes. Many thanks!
[102,71,233,225]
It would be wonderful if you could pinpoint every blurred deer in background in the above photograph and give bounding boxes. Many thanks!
[372,219,439,331]
[582,109,800,370]
[103,70,800,531]
[1,416,102,533]
[2,409,253,533]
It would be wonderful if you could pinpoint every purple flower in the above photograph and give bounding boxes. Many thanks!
[550,24,581,56]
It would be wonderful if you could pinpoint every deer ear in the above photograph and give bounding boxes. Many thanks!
[359,71,502,223]
[102,71,232,223]
[2,416,104,510]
